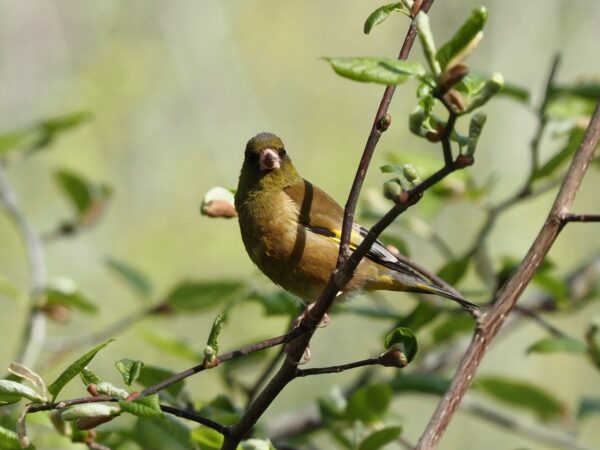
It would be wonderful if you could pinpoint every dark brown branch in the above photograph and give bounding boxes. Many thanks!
[561,213,600,223]
[159,405,229,435]
[295,357,380,378]
[415,101,600,449]
[136,327,304,398]
[336,0,436,266]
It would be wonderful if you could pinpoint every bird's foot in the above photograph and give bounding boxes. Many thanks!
[293,303,330,329]
[285,345,311,365]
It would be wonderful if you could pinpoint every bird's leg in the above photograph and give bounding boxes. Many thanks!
[285,293,342,364]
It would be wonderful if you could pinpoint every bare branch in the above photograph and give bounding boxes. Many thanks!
[415,101,600,449]
[0,165,47,368]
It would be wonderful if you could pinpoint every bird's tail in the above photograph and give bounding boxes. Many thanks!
[414,281,479,311]
[369,271,479,311]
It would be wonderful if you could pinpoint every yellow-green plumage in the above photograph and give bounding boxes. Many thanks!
[235,132,476,309]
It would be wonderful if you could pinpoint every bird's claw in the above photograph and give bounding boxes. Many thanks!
[293,302,330,329]
[285,346,311,365]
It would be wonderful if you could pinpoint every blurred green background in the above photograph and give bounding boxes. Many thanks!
[0,0,599,448]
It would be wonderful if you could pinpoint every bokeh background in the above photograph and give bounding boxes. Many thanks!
[0,0,599,448]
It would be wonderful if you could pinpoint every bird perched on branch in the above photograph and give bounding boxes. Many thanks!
[234,132,477,312]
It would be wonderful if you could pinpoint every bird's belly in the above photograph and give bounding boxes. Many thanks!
[245,220,374,302]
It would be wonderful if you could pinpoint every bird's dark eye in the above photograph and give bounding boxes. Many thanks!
[279,148,286,157]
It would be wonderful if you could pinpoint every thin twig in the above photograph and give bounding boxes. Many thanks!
[415,101,600,449]
[136,327,305,398]
[561,213,600,223]
[159,404,229,435]
[295,357,380,378]
[0,165,47,368]
[461,397,593,450]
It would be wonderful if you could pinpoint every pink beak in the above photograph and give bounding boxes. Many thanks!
[259,148,281,171]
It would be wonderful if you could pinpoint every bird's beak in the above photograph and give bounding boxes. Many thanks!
[259,148,281,171]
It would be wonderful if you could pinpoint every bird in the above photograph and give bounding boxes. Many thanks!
[234,132,477,313]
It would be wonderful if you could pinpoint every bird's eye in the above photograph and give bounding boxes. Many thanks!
[279,148,286,157]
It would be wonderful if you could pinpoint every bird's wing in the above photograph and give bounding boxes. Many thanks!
[283,179,430,284]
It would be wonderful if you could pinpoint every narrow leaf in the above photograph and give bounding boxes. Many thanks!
[105,258,153,298]
[364,3,410,35]
[7,363,47,400]
[436,7,488,70]
[475,376,564,421]
[141,330,200,362]
[431,314,475,343]
[533,128,585,181]
[325,57,425,85]
[390,372,450,395]
[45,278,97,314]
[527,337,587,355]
[437,255,471,285]
[165,280,244,312]
[47,340,113,400]
[359,426,403,450]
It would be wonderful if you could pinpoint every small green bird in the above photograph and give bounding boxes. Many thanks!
[234,132,477,311]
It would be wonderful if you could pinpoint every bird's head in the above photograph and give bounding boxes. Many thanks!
[244,132,289,173]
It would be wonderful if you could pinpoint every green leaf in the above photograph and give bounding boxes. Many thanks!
[197,394,241,427]
[191,427,224,449]
[80,367,101,386]
[384,327,418,363]
[475,376,565,421]
[136,365,185,398]
[0,425,34,450]
[133,416,191,450]
[206,313,227,356]
[364,3,410,35]
[577,396,600,421]
[431,314,476,343]
[45,278,98,314]
[346,383,392,423]
[115,359,144,386]
[500,81,530,103]
[394,301,439,332]
[527,337,587,355]
[390,372,450,395]
[105,258,153,298]
[533,128,585,182]
[141,330,200,362]
[0,111,91,157]
[437,255,471,285]
[164,280,244,312]
[47,340,113,400]
[319,386,348,421]
[247,290,300,316]
[436,7,488,70]
[54,170,112,224]
[359,426,403,450]
[119,394,162,418]
[550,82,600,102]
[325,57,425,85]
[0,380,46,405]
